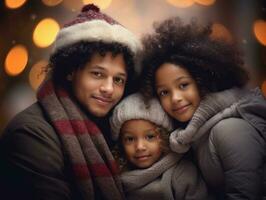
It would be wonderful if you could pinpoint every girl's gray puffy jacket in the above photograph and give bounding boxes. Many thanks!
[170,88,266,199]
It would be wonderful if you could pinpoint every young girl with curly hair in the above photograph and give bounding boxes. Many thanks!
[140,17,266,199]
[110,93,209,200]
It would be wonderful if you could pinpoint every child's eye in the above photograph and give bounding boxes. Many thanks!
[158,90,168,97]
[123,136,135,144]
[145,133,157,141]
[114,76,126,86]
[179,83,189,89]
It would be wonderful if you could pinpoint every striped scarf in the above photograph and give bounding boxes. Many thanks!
[37,78,124,200]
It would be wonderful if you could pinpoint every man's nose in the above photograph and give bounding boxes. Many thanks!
[100,77,114,95]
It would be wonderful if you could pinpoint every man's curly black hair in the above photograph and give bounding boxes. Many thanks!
[140,17,249,99]
[47,41,137,97]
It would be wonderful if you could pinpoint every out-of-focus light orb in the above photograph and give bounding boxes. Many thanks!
[5,0,27,9]
[82,0,112,9]
[5,45,28,76]
[253,20,266,46]
[262,80,266,98]
[2,84,36,121]
[210,23,233,43]
[194,0,215,6]
[29,60,48,90]
[62,0,82,11]
[166,0,194,8]
[33,18,60,48]
[42,0,63,6]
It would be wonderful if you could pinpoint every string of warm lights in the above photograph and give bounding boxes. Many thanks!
[0,0,265,132]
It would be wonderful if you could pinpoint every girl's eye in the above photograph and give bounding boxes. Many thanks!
[179,83,189,89]
[91,71,104,78]
[114,77,126,85]
[123,136,135,144]
[158,90,168,97]
[145,133,157,141]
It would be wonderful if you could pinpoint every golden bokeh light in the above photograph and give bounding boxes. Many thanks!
[262,80,266,98]
[210,23,233,43]
[253,20,266,46]
[42,0,63,6]
[194,0,216,6]
[33,18,60,48]
[5,0,27,9]
[166,0,194,8]
[5,45,28,76]
[29,60,48,90]
[82,0,112,9]
[62,0,83,11]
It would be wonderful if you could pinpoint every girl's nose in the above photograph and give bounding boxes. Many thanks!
[136,140,146,151]
[171,91,183,103]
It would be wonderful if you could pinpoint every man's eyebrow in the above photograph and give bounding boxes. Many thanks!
[90,65,127,77]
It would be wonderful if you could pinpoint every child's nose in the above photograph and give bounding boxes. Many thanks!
[136,140,146,151]
[172,91,183,103]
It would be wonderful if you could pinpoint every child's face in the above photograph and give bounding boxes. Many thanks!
[155,63,201,122]
[121,119,163,169]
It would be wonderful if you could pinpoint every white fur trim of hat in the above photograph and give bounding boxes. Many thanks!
[53,4,141,55]
[110,93,174,141]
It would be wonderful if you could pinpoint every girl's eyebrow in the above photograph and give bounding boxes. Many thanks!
[156,76,192,88]
[122,127,157,135]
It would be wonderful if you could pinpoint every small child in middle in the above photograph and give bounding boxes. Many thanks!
[110,93,208,200]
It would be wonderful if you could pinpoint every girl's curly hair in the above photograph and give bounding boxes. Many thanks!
[140,17,249,99]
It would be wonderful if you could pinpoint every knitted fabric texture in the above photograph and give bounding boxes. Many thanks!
[54,4,141,56]
[110,93,174,140]
[37,77,124,200]
[121,153,181,192]
[170,88,249,153]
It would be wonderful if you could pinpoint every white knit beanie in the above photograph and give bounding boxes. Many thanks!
[53,4,141,57]
[110,93,174,141]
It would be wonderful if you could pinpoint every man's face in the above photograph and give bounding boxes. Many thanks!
[71,52,127,117]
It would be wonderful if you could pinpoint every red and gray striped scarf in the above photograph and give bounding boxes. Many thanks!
[37,78,124,200]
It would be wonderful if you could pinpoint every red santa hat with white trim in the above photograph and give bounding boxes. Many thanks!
[53,4,141,56]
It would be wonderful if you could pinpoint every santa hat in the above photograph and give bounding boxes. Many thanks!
[53,4,141,55]
[110,93,174,141]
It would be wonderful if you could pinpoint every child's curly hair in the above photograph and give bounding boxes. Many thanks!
[140,17,249,99]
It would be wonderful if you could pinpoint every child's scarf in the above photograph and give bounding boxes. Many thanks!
[37,78,124,200]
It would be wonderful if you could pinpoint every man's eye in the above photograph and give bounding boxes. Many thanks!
[114,77,125,85]
[91,71,103,78]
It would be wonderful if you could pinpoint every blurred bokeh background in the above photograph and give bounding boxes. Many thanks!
[0,0,266,132]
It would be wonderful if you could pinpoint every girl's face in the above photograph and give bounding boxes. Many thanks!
[155,63,201,123]
[121,119,163,169]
